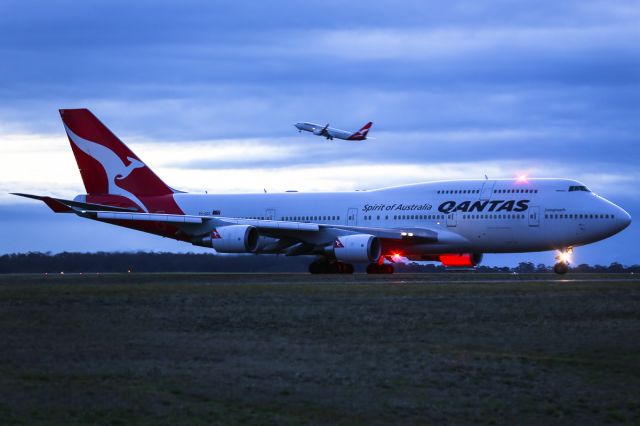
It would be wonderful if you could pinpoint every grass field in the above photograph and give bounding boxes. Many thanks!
[0,273,639,425]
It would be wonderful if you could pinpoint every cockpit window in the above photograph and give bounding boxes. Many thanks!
[569,185,590,192]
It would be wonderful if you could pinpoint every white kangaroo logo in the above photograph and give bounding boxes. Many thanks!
[64,125,148,212]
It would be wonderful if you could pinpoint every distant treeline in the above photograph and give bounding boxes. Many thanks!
[0,252,637,273]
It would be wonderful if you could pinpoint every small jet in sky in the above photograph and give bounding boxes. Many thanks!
[294,121,373,141]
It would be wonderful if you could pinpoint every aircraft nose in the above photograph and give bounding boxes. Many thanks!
[294,123,302,129]
[617,206,632,231]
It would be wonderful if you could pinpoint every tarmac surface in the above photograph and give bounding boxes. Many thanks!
[0,272,639,425]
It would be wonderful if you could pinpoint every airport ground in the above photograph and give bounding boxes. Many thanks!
[0,273,639,425]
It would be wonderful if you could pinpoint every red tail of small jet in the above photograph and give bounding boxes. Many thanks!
[347,122,373,141]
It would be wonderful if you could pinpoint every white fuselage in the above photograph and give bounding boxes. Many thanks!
[171,178,630,255]
[294,122,357,140]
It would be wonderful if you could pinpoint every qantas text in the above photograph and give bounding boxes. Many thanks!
[438,199,530,213]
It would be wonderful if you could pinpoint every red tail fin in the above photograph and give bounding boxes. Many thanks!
[347,121,373,140]
[60,109,175,199]
[359,121,373,136]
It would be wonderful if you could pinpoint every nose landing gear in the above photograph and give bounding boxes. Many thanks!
[553,262,569,275]
[553,248,572,275]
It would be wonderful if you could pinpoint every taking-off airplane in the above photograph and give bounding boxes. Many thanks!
[15,109,631,274]
[295,121,373,141]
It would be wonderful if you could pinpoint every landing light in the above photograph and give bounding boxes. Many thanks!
[556,250,572,264]
[517,175,528,182]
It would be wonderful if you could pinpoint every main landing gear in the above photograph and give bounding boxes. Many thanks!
[553,248,572,275]
[366,263,394,274]
[307,258,395,274]
[308,259,354,274]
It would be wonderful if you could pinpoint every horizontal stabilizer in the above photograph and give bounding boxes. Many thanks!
[11,193,75,213]
[11,193,139,213]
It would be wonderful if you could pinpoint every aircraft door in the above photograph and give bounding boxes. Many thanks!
[265,209,276,221]
[480,180,495,200]
[528,206,539,227]
[446,213,457,227]
[347,208,358,226]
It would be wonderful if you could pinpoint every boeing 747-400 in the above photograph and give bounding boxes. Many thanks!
[15,109,631,274]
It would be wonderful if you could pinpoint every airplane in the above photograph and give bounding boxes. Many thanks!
[294,121,373,141]
[14,109,631,275]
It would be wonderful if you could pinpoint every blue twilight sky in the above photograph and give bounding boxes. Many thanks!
[0,0,638,266]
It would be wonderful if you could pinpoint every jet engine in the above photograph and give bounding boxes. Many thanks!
[330,234,381,263]
[438,253,483,267]
[209,225,259,253]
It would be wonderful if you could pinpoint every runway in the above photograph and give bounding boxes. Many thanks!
[1,273,639,424]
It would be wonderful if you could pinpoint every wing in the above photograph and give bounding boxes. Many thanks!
[15,193,442,255]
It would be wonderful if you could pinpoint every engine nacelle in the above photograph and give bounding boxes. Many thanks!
[210,225,259,253]
[439,253,483,267]
[331,234,381,263]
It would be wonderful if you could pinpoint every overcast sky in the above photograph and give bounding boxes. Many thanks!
[0,0,638,266]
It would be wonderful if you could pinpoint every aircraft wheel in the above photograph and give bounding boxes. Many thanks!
[309,259,332,274]
[339,263,354,274]
[366,264,394,274]
[553,262,569,275]
[309,261,324,274]
[327,261,340,274]
[366,263,380,274]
